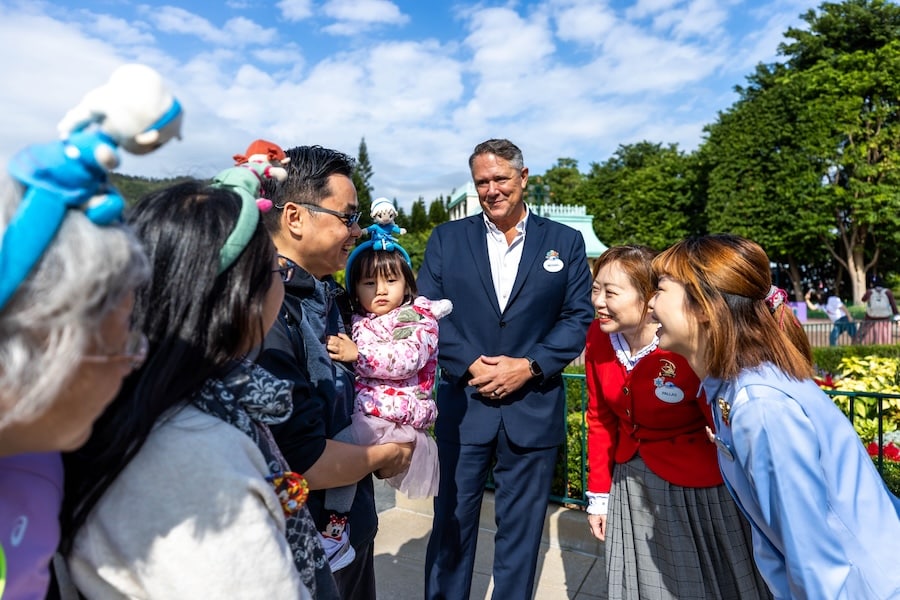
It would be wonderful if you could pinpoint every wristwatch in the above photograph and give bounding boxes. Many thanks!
[527,357,543,379]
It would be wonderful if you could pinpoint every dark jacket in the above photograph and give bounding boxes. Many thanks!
[417,212,594,448]
[259,266,377,549]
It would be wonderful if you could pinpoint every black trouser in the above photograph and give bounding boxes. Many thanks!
[333,538,376,600]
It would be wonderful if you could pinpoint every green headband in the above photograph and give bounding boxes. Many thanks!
[217,193,260,274]
[211,164,273,274]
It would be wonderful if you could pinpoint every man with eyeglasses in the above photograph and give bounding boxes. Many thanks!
[258,145,413,600]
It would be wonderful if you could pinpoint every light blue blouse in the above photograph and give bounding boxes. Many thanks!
[703,364,900,599]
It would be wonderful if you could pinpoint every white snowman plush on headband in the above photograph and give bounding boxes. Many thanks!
[2,63,182,310]
[56,63,184,169]
[8,63,183,225]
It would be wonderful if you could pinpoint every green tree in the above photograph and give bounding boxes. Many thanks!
[352,137,374,220]
[408,197,429,233]
[110,173,193,205]
[701,75,828,300]
[580,142,704,250]
[427,196,448,225]
[539,158,584,205]
[801,40,900,303]
[707,0,900,303]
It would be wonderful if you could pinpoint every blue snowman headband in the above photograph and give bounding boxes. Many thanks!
[0,78,183,313]
[344,239,412,283]
[0,136,131,312]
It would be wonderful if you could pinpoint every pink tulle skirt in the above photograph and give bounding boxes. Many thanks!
[348,412,439,498]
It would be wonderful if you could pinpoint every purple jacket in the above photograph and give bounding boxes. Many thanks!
[0,453,63,600]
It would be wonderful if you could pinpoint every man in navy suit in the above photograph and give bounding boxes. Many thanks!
[418,139,594,599]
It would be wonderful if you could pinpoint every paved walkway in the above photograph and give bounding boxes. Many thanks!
[373,480,607,599]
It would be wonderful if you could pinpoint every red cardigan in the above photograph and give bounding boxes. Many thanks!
[585,320,722,493]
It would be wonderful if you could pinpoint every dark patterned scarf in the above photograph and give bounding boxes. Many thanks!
[192,361,338,599]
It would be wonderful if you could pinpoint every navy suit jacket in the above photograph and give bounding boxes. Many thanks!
[417,211,594,448]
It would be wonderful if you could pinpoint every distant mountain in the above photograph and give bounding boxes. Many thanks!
[110,173,199,206]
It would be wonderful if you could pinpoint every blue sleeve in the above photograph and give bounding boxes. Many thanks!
[731,389,847,600]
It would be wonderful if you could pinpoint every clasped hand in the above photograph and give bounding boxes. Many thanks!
[468,355,533,400]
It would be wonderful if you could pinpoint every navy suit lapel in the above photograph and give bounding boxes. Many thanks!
[505,214,547,311]
[464,215,501,316]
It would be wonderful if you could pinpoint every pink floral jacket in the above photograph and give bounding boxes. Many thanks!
[352,296,452,429]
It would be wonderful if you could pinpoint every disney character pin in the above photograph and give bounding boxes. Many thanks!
[267,471,309,517]
[653,359,684,403]
[543,250,564,273]
[717,397,731,426]
[323,514,348,539]
[658,359,676,379]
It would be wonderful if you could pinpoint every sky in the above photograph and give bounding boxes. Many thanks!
[0,0,821,209]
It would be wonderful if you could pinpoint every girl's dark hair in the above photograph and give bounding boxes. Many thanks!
[347,247,416,314]
[61,181,276,548]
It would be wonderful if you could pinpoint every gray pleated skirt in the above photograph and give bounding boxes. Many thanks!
[604,456,772,600]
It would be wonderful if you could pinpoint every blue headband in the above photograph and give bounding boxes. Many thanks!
[344,238,412,284]
[0,133,126,311]
[144,98,182,133]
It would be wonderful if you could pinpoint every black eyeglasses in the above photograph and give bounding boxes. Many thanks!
[297,203,361,228]
[274,255,299,283]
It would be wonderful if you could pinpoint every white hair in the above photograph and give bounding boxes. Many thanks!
[0,178,149,428]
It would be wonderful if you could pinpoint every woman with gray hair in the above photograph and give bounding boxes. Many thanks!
[0,174,149,599]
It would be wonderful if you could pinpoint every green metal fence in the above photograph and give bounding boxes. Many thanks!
[550,374,900,508]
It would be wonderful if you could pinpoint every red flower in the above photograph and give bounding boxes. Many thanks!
[868,441,900,461]
[814,373,837,389]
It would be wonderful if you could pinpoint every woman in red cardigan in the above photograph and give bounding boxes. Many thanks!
[585,245,769,600]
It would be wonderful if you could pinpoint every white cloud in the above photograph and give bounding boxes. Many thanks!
[143,5,225,42]
[277,0,313,22]
[465,7,555,76]
[321,0,409,35]
[554,3,617,45]
[0,0,823,208]
[251,43,305,66]
[140,6,278,48]
[627,0,683,21]
[87,14,155,46]
[223,16,279,46]
[669,0,729,39]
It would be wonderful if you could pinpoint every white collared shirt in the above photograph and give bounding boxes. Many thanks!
[484,210,528,313]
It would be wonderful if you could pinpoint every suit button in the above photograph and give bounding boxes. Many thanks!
[499,321,507,328]
[625,409,631,416]
[623,386,629,395]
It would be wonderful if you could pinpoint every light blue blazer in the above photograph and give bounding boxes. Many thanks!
[703,364,900,600]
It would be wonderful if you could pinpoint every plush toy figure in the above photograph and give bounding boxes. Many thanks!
[1,63,182,311]
[233,139,290,172]
[56,63,184,164]
[226,139,291,210]
[364,197,407,251]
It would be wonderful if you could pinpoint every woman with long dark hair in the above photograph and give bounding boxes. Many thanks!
[61,178,336,599]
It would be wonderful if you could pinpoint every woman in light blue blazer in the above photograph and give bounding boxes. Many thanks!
[649,233,900,600]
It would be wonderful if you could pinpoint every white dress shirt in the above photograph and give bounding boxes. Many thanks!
[484,211,528,313]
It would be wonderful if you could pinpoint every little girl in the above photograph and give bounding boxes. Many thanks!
[326,242,450,512]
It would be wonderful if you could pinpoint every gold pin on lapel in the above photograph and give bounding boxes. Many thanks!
[717,397,731,426]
